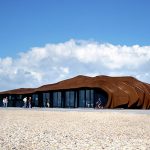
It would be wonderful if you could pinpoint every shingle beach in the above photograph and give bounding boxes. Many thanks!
[0,108,150,150]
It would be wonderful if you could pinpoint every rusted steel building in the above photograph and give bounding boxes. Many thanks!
[0,75,150,109]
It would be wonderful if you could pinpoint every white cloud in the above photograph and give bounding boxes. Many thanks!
[0,39,150,91]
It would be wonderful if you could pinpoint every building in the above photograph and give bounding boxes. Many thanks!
[0,75,150,109]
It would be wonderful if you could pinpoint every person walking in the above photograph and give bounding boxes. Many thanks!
[23,97,27,108]
[96,98,103,109]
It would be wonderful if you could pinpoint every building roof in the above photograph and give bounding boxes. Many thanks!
[0,75,150,109]
[0,88,35,95]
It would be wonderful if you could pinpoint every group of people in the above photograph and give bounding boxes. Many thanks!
[23,97,32,108]
[3,97,8,107]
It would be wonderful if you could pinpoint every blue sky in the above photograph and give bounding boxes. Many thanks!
[0,0,150,90]
[0,0,150,57]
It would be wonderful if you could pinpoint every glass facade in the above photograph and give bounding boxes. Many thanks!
[4,94,23,107]
[0,95,3,107]
[79,89,94,108]
[2,88,108,108]
[43,93,50,107]
[32,94,39,107]
[65,91,77,108]
[16,95,23,107]
[11,95,16,107]
[8,95,13,107]
[53,92,62,107]
[86,89,94,108]
[94,89,108,107]
[90,90,94,107]
[79,90,85,107]
[85,90,90,107]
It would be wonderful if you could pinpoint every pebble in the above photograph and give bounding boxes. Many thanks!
[0,109,150,150]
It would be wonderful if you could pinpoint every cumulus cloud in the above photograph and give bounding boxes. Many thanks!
[0,39,150,91]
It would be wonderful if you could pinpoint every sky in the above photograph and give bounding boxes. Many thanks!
[0,0,150,91]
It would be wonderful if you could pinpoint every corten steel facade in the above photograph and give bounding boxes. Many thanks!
[0,75,150,109]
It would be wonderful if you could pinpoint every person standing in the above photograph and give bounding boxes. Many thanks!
[23,97,27,108]
[28,97,32,108]
[5,97,8,107]
[3,98,6,107]
[46,98,50,108]
[3,97,8,107]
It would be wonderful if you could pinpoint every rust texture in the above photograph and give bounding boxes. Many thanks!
[0,75,150,109]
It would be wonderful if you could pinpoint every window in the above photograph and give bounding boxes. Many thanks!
[79,90,85,107]
[65,91,75,108]
[86,90,90,108]
[43,93,50,107]
[78,89,94,108]
[65,91,70,107]
[90,90,94,107]
[53,92,58,107]
[53,92,62,107]
[32,94,38,107]
[16,95,23,107]
[57,92,62,107]
[94,88,108,107]
[70,91,75,107]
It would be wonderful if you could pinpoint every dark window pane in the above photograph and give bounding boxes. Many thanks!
[79,90,85,107]
[69,91,74,107]
[32,94,38,107]
[53,92,62,107]
[57,92,62,107]
[75,91,78,108]
[65,91,70,107]
[65,91,75,108]
[90,90,94,107]
[86,90,90,108]
[53,92,58,107]
[43,93,50,107]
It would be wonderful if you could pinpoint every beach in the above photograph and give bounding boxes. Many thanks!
[0,108,150,150]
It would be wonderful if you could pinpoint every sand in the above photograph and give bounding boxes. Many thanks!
[0,108,150,150]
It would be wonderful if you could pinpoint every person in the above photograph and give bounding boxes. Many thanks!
[23,97,27,108]
[3,98,6,107]
[96,98,103,109]
[3,97,8,107]
[46,98,50,108]
[5,97,8,107]
[28,97,32,108]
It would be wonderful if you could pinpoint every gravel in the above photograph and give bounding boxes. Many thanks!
[0,108,150,150]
